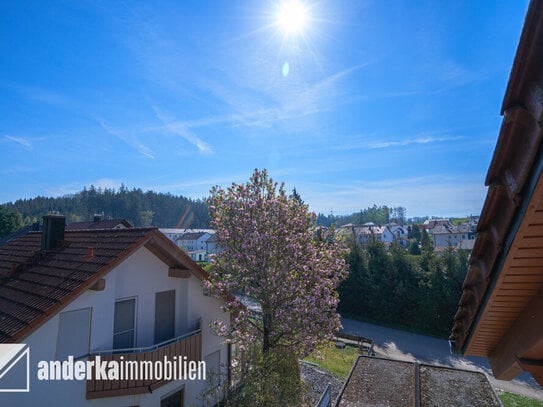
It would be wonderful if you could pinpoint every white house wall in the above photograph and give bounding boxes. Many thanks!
[1,246,229,407]
[434,233,464,247]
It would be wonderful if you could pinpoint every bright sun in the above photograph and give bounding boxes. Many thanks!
[276,1,309,35]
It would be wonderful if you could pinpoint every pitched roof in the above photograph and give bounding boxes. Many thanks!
[433,224,472,235]
[0,225,38,248]
[206,233,218,243]
[450,0,543,386]
[354,225,386,236]
[0,227,206,344]
[65,218,133,230]
[422,219,450,229]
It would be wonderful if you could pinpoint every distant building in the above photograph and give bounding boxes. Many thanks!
[422,219,451,232]
[205,233,220,256]
[176,232,211,252]
[160,228,215,243]
[160,229,217,262]
[338,223,410,248]
[65,215,133,230]
[432,224,470,247]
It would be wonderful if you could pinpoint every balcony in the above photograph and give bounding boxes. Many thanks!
[86,325,202,399]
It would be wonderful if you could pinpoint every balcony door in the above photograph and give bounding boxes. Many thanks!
[113,298,136,349]
[155,290,175,344]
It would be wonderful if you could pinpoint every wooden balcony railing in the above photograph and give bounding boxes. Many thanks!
[86,326,202,399]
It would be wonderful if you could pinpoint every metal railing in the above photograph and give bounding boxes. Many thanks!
[91,319,202,356]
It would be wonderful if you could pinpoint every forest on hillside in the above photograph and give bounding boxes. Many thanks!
[1,185,209,230]
[1,188,468,249]
[315,204,462,227]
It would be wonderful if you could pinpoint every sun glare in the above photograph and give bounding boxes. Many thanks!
[276,1,309,35]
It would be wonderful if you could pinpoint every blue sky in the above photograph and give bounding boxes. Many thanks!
[0,1,530,218]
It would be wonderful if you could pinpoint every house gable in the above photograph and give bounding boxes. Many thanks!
[0,227,209,343]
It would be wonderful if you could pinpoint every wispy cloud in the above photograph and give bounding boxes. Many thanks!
[97,119,155,159]
[147,101,213,155]
[233,64,368,128]
[366,135,464,149]
[141,64,367,138]
[4,135,32,150]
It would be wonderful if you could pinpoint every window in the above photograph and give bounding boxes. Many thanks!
[161,388,184,407]
[113,298,136,349]
[56,308,91,359]
[155,290,175,344]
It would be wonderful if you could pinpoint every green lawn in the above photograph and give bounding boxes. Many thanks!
[499,392,543,407]
[303,342,359,378]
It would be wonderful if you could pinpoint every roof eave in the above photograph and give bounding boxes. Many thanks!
[451,0,543,354]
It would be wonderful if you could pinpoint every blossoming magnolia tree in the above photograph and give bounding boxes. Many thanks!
[206,169,348,359]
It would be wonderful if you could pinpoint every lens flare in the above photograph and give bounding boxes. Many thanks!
[282,62,290,76]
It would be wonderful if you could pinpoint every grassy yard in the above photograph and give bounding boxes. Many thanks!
[499,392,543,407]
[303,342,359,378]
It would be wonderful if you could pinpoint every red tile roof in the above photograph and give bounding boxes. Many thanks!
[0,228,205,343]
[450,0,543,356]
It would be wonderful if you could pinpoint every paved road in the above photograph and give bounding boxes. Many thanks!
[341,318,543,401]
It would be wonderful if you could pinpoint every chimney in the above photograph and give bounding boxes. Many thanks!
[93,214,103,223]
[41,214,66,251]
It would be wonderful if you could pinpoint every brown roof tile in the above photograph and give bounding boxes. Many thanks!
[0,227,201,343]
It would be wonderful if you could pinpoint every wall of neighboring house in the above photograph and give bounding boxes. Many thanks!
[178,234,210,253]
[433,232,464,247]
[206,240,220,255]
[381,228,394,243]
[2,246,229,407]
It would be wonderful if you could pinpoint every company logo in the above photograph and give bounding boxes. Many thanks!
[0,344,30,392]
[37,355,206,382]
[0,344,207,393]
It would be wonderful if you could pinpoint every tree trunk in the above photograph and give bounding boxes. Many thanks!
[262,311,272,354]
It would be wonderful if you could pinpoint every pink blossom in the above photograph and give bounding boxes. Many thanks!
[206,169,348,357]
